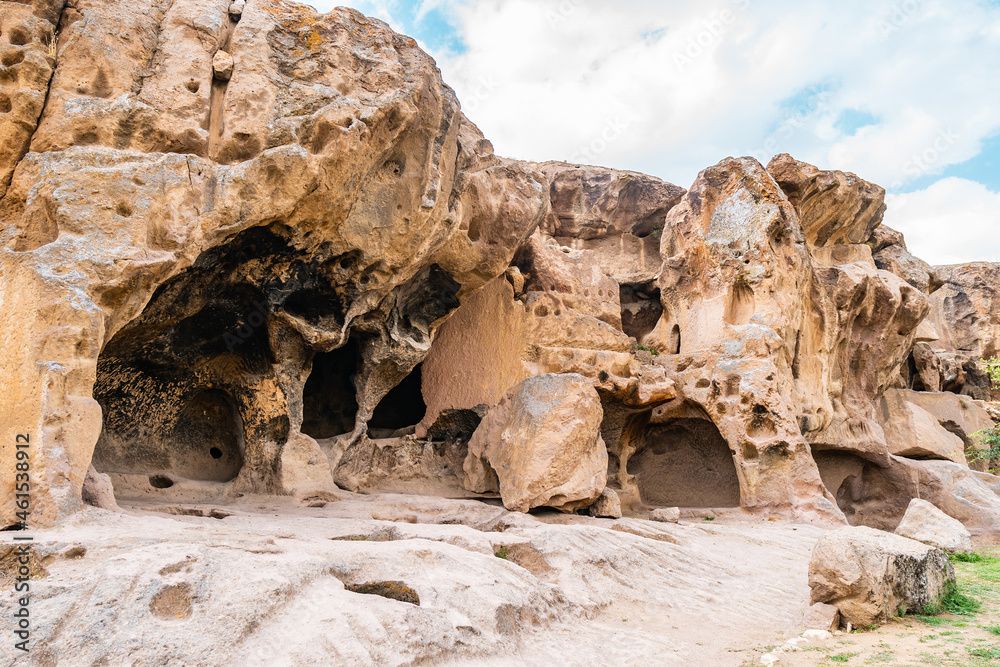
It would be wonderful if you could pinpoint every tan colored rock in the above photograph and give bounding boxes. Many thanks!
[0,0,547,526]
[81,464,120,511]
[0,1,58,198]
[877,395,966,464]
[649,507,680,523]
[919,262,1000,400]
[588,487,622,518]
[929,263,1000,360]
[882,389,994,458]
[212,49,234,81]
[823,453,1000,542]
[420,230,677,434]
[894,498,974,555]
[873,241,937,295]
[653,156,850,522]
[464,374,608,513]
[279,432,337,495]
[767,153,886,247]
[914,319,940,343]
[909,342,942,391]
[537,161,684,285]
[809,526,955,627]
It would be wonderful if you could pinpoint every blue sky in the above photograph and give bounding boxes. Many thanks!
[306,0,1000,265]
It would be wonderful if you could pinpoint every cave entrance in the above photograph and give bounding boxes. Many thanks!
[301,338,361,440]
[368,363,427,438]
[627,418,741,507]
[813,449,913,531]
[619,283,663,342]
[91,283,269,485]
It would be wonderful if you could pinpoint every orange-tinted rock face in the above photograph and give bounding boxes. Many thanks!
[2,0,997,533]
[0,0,547,526]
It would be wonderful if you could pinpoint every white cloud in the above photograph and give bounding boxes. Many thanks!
[310,0,1000,263]
[884,178,1000,266]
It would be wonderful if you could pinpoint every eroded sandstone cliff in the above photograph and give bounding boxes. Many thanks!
[2,0,998,542]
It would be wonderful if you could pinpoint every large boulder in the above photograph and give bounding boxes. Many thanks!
[878,389,995,466]
[894,498,974,555]
[877,394,967,464]
[809,526,955,626]
[464,374,608,513]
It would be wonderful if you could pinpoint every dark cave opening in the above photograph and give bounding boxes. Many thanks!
[301,338,361,440]
[91,225,360,490]
[91,282,270,483]
[619,283,663,342]
[368,363,427,436]
[813,449,913,531]
[627,418,741,507]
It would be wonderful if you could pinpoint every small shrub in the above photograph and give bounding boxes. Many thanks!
[985,625,1000,636]
[637,344,659,356]
[494,544,509,560]
[827,653,857,662]
[950,552,985,563]
[981,356,1000,385]
[942,583,982,616]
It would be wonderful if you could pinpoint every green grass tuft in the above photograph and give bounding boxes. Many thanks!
[968,645,1000,659]
[950,552,986,563]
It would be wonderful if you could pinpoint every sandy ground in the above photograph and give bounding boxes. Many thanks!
[2,492,994,666]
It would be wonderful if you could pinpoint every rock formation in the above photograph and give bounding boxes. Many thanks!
[809,526,955,626]
[1,0,998,552]
[0,0,547,526]
[894,498,974,555]
[464,373,607,513]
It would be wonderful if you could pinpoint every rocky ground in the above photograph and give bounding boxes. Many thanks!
[2,493,839,666]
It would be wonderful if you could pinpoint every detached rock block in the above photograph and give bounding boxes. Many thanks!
[588,488,622,518]
[81,465,120,512]
[894,498,974,555]
[809,526,955,627]
[649,507,680,523]
[212,50,234,81]
[464,373,607,513]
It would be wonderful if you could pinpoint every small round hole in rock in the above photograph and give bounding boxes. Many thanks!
[115,202,133,217]
[0,94,10,113]
[209,447,223,459]
[185,79,200,93]
[149,475,174,489]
